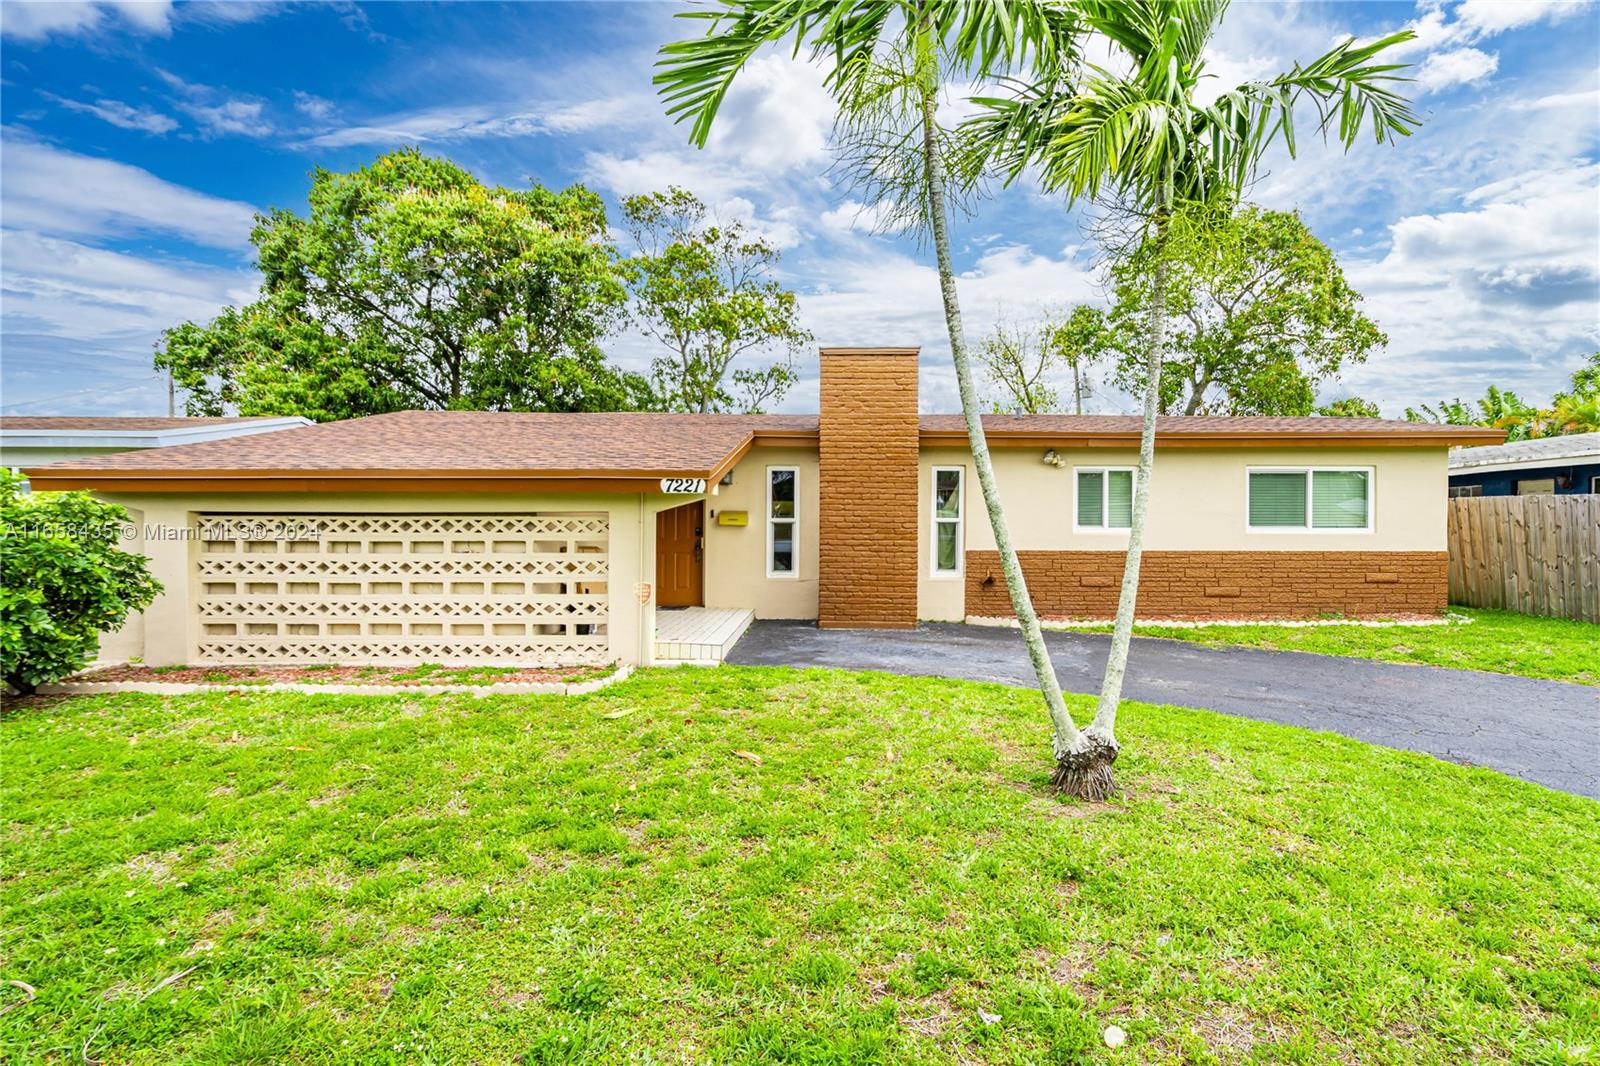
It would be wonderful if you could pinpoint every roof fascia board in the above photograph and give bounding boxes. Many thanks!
[27,475,678,494]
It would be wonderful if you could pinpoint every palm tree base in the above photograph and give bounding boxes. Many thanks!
[1051,733,1119,801]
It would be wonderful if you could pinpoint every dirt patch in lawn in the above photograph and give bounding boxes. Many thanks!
[70,662,614,688]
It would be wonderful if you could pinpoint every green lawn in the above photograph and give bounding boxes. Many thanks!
[1055,608,1599,686]
[3,668,1597,1064]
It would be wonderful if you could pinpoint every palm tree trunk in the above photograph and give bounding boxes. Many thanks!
[1092,163,1174,738]
[912,39,1086,769]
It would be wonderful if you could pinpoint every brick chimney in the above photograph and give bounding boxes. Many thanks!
[817,347,921,628]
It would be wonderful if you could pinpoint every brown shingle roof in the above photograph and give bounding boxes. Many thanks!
[1,416,287,430]
[23,409,1498,490]
[30,411,819,479]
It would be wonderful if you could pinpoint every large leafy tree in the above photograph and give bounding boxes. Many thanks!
[1105,201,1385,415]
[157,148,657,419]
[968,0,1418,795]
[621,187,810,413]
[656,1,1104,795]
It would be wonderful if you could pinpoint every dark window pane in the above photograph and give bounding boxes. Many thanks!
[935,469,961,517]
[770,468,795,518]
[771,520,794,572]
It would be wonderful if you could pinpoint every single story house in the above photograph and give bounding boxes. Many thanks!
[1447,431,1600,497]
[2,416,312,477]
[24,348,1499,669]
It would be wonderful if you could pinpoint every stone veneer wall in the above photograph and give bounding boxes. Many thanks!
[818,349,921,628]
[964,550,1448,620]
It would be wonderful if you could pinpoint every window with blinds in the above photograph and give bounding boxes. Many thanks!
[1248,468,1371,530]
[1075,468,1135,529]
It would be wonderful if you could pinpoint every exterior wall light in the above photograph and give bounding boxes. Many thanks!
[1042,449,1065,468]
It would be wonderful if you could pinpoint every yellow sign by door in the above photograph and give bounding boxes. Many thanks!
[716,510,749,527]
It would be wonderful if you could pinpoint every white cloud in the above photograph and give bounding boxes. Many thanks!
[303,93,644,148]
[1338,161,1600,411]
[584,149,759,201]
[791,242,1106,411]
[0,0,282,41]
[1,138,257,248]
[180,97,272,138]
[0,230,253,339]
[0,230,254,415]
[292,91,336,121]
[1454,0,1589,36]
[45,94,178,134]
[1414,46,1500,92]
[701,55,834,173]
[818,200,895,238]
[0,1,170,41]
[154,69,274,138]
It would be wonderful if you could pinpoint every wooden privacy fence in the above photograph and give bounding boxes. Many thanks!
[1447,495,1600,623]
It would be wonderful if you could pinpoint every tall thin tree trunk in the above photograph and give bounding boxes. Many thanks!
[1092,164,1174,737]
[1072,362,1083,415]
[912,35,1085,766]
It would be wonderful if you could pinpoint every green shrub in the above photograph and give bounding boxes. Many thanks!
[0,469,161,692]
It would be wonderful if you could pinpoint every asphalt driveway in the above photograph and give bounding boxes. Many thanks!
[726,621,1600,799]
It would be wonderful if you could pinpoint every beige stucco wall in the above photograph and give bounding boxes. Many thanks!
[98,491,653,668]
[702,446,820,619]
[965,446,1449,553]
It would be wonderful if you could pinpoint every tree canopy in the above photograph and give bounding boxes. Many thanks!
[980,306,1110,415]
[1316,396,1382,418]
[1105,200,1385,416]
[157,148,657,419]
[621,187,809,414]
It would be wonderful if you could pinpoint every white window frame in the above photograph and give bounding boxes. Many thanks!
[1591,475,1599,494]
[929,465,964,577]
[1072,466,1137,533]
[1245,466,1375,534]
[765,465,799,579]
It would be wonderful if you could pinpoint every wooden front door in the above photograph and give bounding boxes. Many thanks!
[655,501,704,608]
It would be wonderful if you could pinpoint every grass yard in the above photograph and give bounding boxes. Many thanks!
[3,668,1597,1065]
[1056,608,1598,686]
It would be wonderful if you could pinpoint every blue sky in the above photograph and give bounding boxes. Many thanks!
[2,0,1596,418]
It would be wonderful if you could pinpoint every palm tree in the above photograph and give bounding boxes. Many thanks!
[965,0,1419,791]
[655,1,1118,793]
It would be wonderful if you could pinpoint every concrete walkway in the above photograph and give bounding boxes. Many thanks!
[726,621,1600,799]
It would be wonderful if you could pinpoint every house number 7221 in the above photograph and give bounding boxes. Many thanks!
[659,478,707,494]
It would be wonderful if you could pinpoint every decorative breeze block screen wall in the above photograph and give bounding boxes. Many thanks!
[194,514,610,665]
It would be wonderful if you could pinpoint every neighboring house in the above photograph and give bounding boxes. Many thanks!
[2,416,313,476]
[24,349,1498,670]
[1447,432,1600,497]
